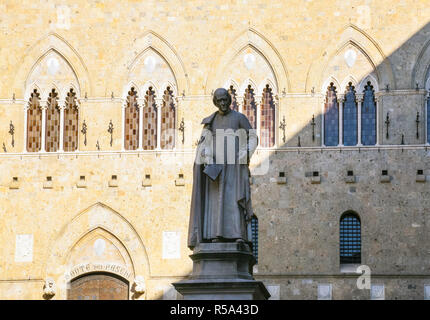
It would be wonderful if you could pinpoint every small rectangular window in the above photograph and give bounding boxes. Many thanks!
[313,171,319,177]
[382,170,388,176]
[347,170,354,176]
[145,174,151,179]
[417,170,424,175]
[179,174,184,179]
[80,176,85,181]
[112,175,117,180]
[279,172,285,177]
[46,176,52,181]
[13,177,18,182]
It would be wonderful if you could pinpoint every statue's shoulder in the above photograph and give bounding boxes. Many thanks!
[201,111,218,125]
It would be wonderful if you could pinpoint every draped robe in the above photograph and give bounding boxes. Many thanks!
[187,109,258,249]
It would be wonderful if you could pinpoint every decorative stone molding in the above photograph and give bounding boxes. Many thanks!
[133,275,146,294]
[43,278,56,298]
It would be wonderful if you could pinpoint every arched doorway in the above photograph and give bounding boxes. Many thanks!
[67,272,129,300]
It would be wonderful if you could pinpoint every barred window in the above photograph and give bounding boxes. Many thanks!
[124,87,139,150]
[228,85,239,111]
[26,89,42,152]
[243,85,257,129]
[251,216,259,263]
[324,82,339,146]
[260,84,275,148]
[45,88,60,152]
[343,82,357,146]
[340,212,361,264]
[361,82,377,145]
[63,88,79,152]
[142,87,157,150]
[160,86,176,150]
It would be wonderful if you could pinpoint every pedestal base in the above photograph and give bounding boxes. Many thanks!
[173,242,270,300]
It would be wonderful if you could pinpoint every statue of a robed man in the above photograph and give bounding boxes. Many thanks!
[188,88,258,249]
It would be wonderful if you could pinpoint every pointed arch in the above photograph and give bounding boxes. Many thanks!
[206,28,289,94]
[14,33,90,97]
[358,74,379,93]
[258,78,278,96]
[340,76,358,93]
[306,24,395,93]
[321,76,341,94]
[115,30,188,96]
[239,78,258,96]
[141,81,160,99]
[45,202,151,299]
[223,79,240,92]
[411,38,430,88]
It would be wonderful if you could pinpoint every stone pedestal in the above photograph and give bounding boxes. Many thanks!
[173,242,270,300]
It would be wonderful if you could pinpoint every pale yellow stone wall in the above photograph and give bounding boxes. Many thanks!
[0,0,429,299]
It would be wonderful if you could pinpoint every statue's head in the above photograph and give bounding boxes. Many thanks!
[212,88,232,114]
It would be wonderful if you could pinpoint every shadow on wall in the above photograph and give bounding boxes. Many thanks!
[279,22,430,151]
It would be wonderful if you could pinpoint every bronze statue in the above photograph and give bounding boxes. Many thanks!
[188,88,258,249]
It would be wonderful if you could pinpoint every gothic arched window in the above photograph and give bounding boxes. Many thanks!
[228,85,239,111]
[45,88,60,152]
[26,89,42,152]
[142,87,157,150]
[260,84,276,148]
[160,86,176,150]
[361,82,377,146]
[324,83,339,146]
[243,85,257,129]
[340,212,361,264]
[343,82,358,146]
[64,88,79,152]
[124,87,139,150]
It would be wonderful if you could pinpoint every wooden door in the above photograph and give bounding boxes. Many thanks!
[68,273,129,300]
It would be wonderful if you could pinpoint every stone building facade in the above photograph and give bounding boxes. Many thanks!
[0,0,429,299]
